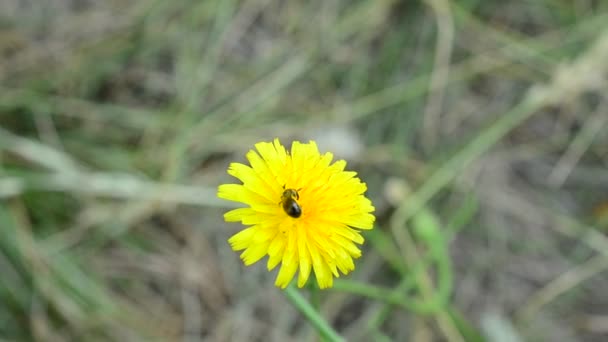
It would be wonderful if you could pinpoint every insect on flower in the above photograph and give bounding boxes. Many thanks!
[217,138,375,289]
[280,186,302,218]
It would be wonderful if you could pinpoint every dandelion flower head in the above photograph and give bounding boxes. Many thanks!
[218,138,375,289]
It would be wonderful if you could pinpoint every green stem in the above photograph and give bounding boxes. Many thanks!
[310,282,321,311]
[283,285,344,342]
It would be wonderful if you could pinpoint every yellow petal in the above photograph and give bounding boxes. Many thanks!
[332,225,364,244]
[228,162,275,202]
[241,240,270,265]
[267,254,282,270]
[335,250,355,274]
[309,245,333,289]
[217,184,268,206]
[267,233,285,271]
[246,150,282,194]
[330,234,362,258]
[343,213,376,229]
[274,230,298,288]
[224,208,271,225]
[267,234,285,256]
[228,227,256,251]
[328,159,347,173]
[251,225,274,242]
[326,258,339,278]
[309,231,336,259]
[275,260,297,289]
[255,139,288,181]
[298,152,335,189]
[297,226,312,288]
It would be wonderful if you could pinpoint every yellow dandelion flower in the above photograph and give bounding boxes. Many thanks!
[218,138,375,289]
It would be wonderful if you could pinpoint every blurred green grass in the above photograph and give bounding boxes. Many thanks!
[2,0,608,341]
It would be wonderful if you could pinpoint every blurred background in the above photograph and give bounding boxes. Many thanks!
[1,0,608,341]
